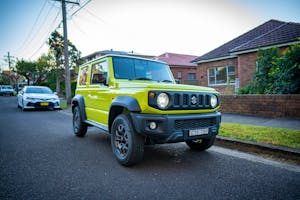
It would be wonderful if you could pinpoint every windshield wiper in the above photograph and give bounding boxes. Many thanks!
[160,80,173,83]
[131,77,153,81]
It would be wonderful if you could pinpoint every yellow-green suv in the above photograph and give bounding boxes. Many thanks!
[72,55,221,166]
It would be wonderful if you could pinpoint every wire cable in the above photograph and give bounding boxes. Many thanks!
[17,0,48,55]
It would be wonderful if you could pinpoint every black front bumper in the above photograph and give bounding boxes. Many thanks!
[130,112,221,144]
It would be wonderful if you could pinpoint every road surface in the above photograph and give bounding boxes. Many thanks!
[0,96,299,200]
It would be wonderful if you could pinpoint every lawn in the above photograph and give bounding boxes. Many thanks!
[219,122,300,149]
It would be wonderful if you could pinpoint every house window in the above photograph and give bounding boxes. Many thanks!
[208,66,235,85]
[177,71,182,79]
[188,73,196,80]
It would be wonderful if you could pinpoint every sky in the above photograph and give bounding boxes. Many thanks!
[0,0,300,70]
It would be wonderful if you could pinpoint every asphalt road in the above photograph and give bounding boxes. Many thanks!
[0,96,299,200]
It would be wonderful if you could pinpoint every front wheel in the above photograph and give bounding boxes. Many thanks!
[111,114,144,166]
[186,136,216,151]
[73,106,88,137]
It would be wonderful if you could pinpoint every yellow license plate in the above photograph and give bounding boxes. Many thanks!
[40,102,49,106]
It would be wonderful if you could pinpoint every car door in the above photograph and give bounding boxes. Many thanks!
[86,59,111,126]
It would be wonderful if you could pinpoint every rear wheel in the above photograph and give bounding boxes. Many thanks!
[111,114,144,166]
[186,136,216,151]
[73,106,88,137]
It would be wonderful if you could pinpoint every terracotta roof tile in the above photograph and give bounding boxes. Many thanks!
[193,20,300,63]
[155,53,198,67]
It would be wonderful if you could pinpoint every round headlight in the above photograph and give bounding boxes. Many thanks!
[157,93,169,109]
[210,95,218,108]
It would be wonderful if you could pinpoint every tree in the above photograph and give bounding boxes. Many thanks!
[15,54,52,86]
[0,74,12,85]
[48,31,64,94]
[48,30,82,95]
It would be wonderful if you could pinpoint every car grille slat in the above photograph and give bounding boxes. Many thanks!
[175,118,216,130]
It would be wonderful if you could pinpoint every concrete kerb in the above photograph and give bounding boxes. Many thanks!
[216,136,300,157]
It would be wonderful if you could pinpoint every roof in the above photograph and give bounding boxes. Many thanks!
[82,50,154,61]
[193,20,300,63]
[155,53,198,67]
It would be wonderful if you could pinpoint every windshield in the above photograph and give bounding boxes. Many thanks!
[3,86,13,89]
[112,57,174,82]
[25,87,53,94]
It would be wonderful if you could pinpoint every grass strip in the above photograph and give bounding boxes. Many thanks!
[219,122,300,149]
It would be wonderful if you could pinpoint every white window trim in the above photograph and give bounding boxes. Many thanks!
[207,66,235,86]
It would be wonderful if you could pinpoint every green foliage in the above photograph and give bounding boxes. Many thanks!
[15,54,52,86]
[47,30,81,95]
[0,74,12,85]
[239,42,300,94]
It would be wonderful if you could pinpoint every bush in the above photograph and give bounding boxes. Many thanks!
[239,42,300,94]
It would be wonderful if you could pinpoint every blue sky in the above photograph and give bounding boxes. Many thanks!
[1,0,300,70]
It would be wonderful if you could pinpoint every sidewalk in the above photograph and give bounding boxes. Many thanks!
[222,113,300,130]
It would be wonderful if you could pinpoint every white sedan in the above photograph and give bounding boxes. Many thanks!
[17,86,60,110]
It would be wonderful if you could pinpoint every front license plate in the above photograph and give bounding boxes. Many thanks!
[189,128,209,137]
[40,102,49,106]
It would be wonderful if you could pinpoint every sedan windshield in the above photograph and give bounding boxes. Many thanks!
[112,57,174,82]
[25,87,53,94]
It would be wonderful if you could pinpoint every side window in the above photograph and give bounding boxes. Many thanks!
[91,60,108,86]
[79,66,88,85]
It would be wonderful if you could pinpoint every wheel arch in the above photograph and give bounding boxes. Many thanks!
[108,96,141,133]
[71,94,87,121]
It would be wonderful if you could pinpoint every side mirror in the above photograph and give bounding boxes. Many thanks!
[54,92,58,95]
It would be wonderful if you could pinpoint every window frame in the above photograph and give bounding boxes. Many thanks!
[90,59,109,86]
[187,73,196,80]
[207,65,235,86]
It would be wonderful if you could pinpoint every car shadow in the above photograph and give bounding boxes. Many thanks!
[77,129,217,170]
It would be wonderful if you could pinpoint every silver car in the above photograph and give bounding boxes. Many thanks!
[17,86,60,110]
[0,85,15,96]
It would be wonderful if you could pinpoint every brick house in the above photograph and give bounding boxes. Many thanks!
[155,53,198,85]
[192,19,300,94]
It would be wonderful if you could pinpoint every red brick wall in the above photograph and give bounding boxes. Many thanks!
[237,52,258,88]
[170,65,198,84]
[219,94,300,118]
[197,58,238,93]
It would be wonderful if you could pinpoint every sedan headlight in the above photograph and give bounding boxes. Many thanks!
[210,95,218,108]
[25,97,35,101]
[157,93,169,109]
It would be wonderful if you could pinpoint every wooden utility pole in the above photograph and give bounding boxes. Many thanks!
[56,0,79,104]
[4,52,13,70]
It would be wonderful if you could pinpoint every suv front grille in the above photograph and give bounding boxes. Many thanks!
[175,118,216,130]
[148,91,217,110]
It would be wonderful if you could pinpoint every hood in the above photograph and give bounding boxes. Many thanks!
[117,81,217,93]
[25,93,59,99]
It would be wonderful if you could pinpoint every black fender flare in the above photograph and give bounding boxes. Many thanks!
[71,94,87,121]
[108,96,141,132]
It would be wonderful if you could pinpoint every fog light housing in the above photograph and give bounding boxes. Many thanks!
[149,122,157,130]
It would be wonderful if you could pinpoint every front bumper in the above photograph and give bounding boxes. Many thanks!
[23,100,60,109]
[130,112,221,143]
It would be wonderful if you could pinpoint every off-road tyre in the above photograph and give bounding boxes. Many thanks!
[111,114,144,166]
[73,106,88,137]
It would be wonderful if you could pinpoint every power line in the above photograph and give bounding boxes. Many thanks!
[70,0,91,18]
[20,2,58,59]
[17,0,48,55]
[82,6,106,24]
[29,9,61,59]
